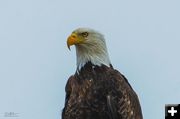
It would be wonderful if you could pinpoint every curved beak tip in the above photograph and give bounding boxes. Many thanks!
[67,42,71,50]
[67,33,78,51]
[68,45,71,50]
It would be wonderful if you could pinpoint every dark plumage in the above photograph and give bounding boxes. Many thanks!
[62,63,143,119]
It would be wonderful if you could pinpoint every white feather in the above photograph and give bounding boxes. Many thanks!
[73,28,111,70]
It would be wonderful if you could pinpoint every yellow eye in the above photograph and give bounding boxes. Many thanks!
[81,32,88,37]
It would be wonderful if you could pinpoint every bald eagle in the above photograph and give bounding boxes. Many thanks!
[62,28,143,119]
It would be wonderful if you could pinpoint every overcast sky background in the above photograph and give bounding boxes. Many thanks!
[0,0,180,119]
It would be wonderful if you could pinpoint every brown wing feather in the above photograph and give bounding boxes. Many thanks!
[110,70,143,119]
[62,63,143,119]
[62,76,73,119]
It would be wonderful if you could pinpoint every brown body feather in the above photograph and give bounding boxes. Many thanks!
[62,62,143,119]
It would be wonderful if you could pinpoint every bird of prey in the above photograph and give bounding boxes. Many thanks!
[62,28,143,119]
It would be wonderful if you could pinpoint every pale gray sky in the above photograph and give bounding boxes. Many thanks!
[0,0,180,119]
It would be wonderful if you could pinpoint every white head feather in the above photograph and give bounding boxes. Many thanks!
[72,28,111,70]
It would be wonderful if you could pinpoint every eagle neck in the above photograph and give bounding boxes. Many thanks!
[75,43,111,71]
[75,62,113,77]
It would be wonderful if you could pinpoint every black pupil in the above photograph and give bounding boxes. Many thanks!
[82,32,88,37]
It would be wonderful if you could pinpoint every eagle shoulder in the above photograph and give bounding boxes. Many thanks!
[107,69,143,119]
[62,75,74,119]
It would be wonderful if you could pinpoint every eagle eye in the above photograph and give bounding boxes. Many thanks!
[81,32,88,37]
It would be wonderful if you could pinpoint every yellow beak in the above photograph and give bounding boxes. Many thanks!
[67,33,82,50]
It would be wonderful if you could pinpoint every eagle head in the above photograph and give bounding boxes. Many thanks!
[67,28,111,70]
